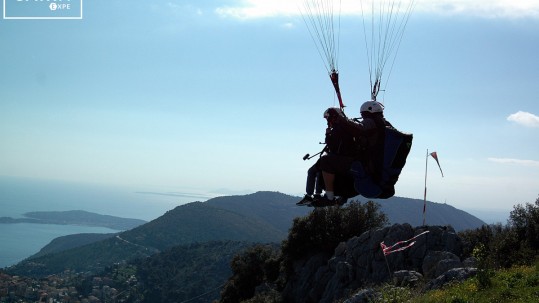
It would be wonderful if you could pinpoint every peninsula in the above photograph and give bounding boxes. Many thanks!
[0,210,146,231]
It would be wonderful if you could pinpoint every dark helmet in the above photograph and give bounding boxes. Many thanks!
[324,107,345,119]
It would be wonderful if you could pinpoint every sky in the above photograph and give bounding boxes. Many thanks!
[1,0,538,220]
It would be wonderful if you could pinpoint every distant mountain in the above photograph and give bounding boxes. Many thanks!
[0,210,146,230]
[204,191,310,233]
[119,201,286,251]
[7,192,485,277]
[204,192,484,232]
[372,196,486,232]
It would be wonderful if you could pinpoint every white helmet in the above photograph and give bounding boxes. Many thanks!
[360,101,384,114]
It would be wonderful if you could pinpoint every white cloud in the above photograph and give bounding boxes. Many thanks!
[215,0,539,20]
[419,0,539,18]
[507,111,539,128]
[488,158,539,168]
[215,1,298,19]
[282,22,295,29]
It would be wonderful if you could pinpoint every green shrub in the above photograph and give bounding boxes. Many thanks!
[280,201,388,278]
[372,284,413,303]
[509,197,539,255]
[459,196,539,270]
[219,244,280,303]
[472,243,493,289]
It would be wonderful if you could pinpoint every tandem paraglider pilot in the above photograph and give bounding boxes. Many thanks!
[297,107,354,206]
[317,101,390,205]
[298,100,412,207]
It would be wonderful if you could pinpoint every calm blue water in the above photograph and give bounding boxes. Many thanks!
[0,176,208,268]
[0,223,115,269]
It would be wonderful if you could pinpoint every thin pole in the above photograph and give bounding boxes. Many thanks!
[383,253,392,280]
[423,149,428,226]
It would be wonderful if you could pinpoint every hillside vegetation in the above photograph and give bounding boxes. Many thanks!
[102,241,258,303]
[412,262,539,303]
[220,201,389,303]
[120,202,285,251]
[31,233,117,259]
[218,196,539,303]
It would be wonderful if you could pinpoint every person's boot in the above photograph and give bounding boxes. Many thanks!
[296,194,313,206]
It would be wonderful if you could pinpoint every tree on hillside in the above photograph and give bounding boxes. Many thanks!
[219,244,280,303]
[459,196,539,269]
[509,196,539,251]
[281,201,388,270]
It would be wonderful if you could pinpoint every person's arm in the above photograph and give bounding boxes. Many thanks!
[333,115,373,137]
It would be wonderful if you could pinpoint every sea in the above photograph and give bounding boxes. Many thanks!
[0,176,212,269]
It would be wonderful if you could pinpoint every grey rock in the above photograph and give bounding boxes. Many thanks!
[425,267,478,291]
[463,256,477,268]
[393,270,423,287]
[435,259,463,278]
[422,250,460,279]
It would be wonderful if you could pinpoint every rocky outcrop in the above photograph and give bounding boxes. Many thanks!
[282,223,476,303]
[424,267,478,291]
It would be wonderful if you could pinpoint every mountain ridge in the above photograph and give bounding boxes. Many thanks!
[374,196,486,231]
[6,191,485,277]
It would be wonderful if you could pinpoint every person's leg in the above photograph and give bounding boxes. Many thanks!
[319,155,341,201]
[322,171,335,200]
[318,154,355,204]
[314,171,323,196]
[305,164,318,196]
[297,164,319,205]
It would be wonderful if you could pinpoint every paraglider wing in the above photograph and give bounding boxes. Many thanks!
[301,0,345,110]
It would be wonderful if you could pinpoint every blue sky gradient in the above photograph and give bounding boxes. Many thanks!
[1,1,538,219]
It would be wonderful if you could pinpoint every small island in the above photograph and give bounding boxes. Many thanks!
[0,210,146,231]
